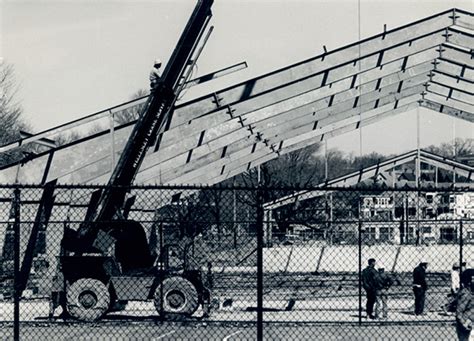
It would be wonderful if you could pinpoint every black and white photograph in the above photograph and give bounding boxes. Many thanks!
[0,0,472,339]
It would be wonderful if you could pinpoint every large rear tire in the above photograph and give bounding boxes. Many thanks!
[67,278,110,321]
[154,276,199,316]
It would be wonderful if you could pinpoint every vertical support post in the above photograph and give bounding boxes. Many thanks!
[324,140,328,182]
[405,195,409,244]
[215,193,221,242]
[460,220,463,280]
[13,188,21,341]
[416,107,421,245]
[325,140,330,242]
[357,0,362,160]
[329,194,333,225]
[416,107,420,187]
[263,209,272,247]
[256,186,264,340]
[400,195,405,245]
[358,218,363,326]
[109,110,115,171]
[416,189,420,246]
[233,179,237,249]
[159,221,164,322]
[453,118,456,186]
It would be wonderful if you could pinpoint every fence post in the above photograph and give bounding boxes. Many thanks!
[358,219,362,326]
[159,222,164,322]
[460,220,463,279]
[256,186,264,340]
[13,188,21,341]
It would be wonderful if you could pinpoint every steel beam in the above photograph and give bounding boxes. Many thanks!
[0,9,472,188]
[170,30,448,128]
[419,157,472,181]
[168,101,420,185]
[137,72,430,180]
[156,52,438,154]
[427,82,473,104]
[436,59,474,81]
[3,10,459,157]
[0,96,147,155]
[430,72,474,93]
[420,100,474,122]
[424,92,474,114]
[1,56,433,185]
[137,87,425,184]
[442,43,474,66]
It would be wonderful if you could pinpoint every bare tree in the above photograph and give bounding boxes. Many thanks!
[55,131,82,147]
[56,89,150,146]
[0,61,32,167]
[114,89,149,126]
[232,144,322,239]
[425,138,473,160]
[236,143,322,189]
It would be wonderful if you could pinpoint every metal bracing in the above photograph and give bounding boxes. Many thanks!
[423,92,473,114]
[169,9,468,127]
[166,101,419,186]
[0,95,149,155]
[420,100,474,122]
[155,55,438,155]
[0,8,472,187]
[3,9,467,156]
[264,149,474,210]
[16,149,471,214]
[135,75,429,182]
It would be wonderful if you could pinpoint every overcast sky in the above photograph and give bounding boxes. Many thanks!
[1,0,472,157]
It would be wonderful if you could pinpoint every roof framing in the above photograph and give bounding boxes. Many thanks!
[0,8,472,186]
[264,149,474,210]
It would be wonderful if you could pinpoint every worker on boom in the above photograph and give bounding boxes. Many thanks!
[149,58,162,90]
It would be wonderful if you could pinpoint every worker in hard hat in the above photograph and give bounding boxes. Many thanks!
[149,59,162,90]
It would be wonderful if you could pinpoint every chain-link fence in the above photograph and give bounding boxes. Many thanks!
[0,184,472,340]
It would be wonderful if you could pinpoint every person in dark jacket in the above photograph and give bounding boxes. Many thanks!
[362,258,381,319]
[375,267,393,320]
[413,262,428,315]
[456,273,474,341]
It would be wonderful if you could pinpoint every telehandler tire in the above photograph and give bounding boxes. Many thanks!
[67,278,110,321]
[154,276,199,316]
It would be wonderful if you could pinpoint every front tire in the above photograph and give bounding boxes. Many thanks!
[67,278,110,321]
[154,276,199,316]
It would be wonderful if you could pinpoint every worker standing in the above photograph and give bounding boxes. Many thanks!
[453,263,467,294]
[413,262,428,315]
[362,258,381,319]
[456,272,474,341]
[445,262,467,314]
[149,59,162,90]
[375,267,393,320]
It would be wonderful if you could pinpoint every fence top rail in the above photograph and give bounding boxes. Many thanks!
[0,183,472,192]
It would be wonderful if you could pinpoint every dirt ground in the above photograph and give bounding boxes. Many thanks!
[0,296,460,340]
[0,320,459,340]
